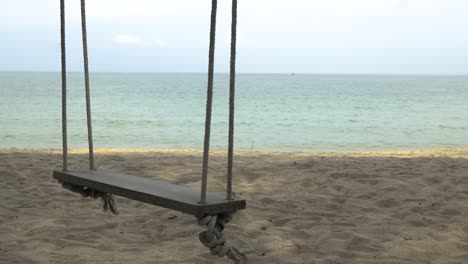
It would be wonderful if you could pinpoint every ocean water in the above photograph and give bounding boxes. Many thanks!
[1,72,468,152]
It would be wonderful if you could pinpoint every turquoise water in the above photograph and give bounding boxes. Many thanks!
[1,72,468,152]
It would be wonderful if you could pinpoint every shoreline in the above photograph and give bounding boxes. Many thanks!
[2,147,468,158]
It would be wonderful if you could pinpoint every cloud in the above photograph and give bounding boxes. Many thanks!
[113,34,145,45]
[112,34,166,47]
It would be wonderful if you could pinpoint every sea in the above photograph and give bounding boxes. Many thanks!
[1,72,468,152]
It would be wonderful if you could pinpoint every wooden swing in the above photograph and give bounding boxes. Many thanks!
[53,0,246,262]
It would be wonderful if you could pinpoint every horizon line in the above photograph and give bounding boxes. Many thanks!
[1,70,468,77]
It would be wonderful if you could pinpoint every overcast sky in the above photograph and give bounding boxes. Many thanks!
[3,0,468,74]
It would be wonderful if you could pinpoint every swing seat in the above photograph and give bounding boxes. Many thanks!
[53,169,246,216]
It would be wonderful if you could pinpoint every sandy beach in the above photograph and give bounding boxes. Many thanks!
[1,148,468,264]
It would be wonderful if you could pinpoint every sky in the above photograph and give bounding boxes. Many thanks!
[3,0,468,74]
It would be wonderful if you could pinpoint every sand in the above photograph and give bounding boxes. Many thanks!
[1,148,468,264]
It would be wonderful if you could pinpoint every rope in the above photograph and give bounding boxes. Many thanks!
[197,214,247,264]
[227,0,238,201]
[201,0,218,204]
[60,181,119,215]
[60,0,68,171]
[80,0,95,170]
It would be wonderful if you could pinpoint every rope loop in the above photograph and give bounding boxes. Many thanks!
[197,213,247,264]
[60,181,119,215]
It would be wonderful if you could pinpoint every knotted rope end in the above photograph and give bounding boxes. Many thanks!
[197,213,247,264]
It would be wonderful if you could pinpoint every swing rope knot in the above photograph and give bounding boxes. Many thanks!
[60,181,119,215]
[197,213,247,264]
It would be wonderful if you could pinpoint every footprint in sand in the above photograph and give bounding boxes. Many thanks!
[462,226,468,233]
[439,209,461,216]
[346,236,383,252]
[375,198,400,208]
[330,172,373,180]
[331,197,347,204]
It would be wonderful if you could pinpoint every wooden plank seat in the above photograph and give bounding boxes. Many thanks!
[53,169,246,216]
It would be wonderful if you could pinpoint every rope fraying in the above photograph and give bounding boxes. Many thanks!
[60,181,119,215]
[197,213,247,264]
